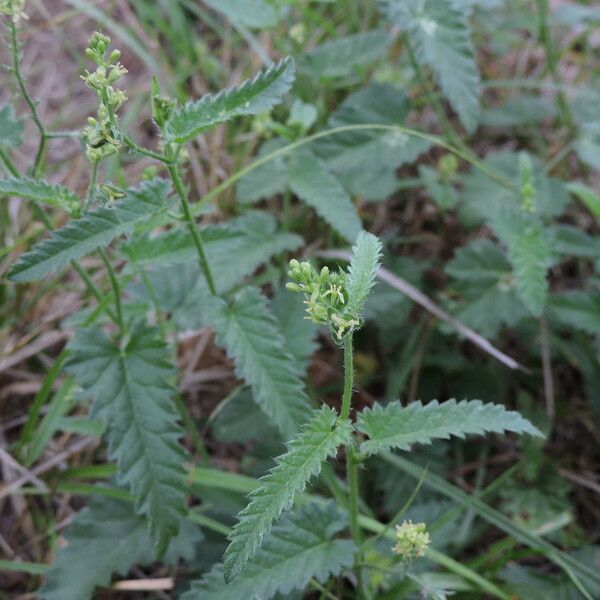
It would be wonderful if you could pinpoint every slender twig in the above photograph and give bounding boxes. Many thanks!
[0,147,19,177]
[9,21,46,177]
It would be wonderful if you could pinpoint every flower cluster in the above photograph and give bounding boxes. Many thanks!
[392,520,430,561]
[81,32,127,162]
[0,0,27,22]
[286,259,359,341]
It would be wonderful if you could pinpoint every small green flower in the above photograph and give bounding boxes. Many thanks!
[393,520,430,561]
[81,32,127,163]
[0,0,27,22]
[286,259,359,341]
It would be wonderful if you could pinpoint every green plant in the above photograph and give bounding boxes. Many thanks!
[2,2,600,599]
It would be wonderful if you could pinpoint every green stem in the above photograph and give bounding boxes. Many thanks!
[0,146,19,177]
[99,248,124,332]
[340,333,354,420]
[71,260,118,323]
[166,155,217,295]
[9,21,46,177]
[340,332,365,598]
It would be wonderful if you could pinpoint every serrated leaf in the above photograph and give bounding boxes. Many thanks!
[0,104,24,148]
[200,286,312,438]
[0,177,80,213]
[202,0,280,28]
[236,138,288,204]
[64,323,188,553]
[507,224,555,317]
[39,496,201,600]
[315,83,431,200]
[382,0,481,132]
[271,288,318,375]
[166,58,294,142]
[553,224,600,258]
[445,239,528,338]
[344,231,383,320]
[357,399,542,456]
[460,151,569,227]
[8,178,171,282]
[124,211,302,295]
[287,149,362,242]
[223,406,353,582]
[550,290,600,336]
[300,30,390,79]
[567,181,600,220]
[183,502,355,600]
[575,121,600,171]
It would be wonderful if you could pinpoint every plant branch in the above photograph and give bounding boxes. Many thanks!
[99,248,124,333]
[166,151,217,296]
[9,21,46,177]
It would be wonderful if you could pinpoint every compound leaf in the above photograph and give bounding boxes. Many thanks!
[183,502,355,600]
[64,323,187,554]
[383,0,481,132]
[287,149,362,242]
[344,231,382,320]
[223,406,353,582]
[166,58,294,142]
[358,399,542,456]
[0,177,79,214]
[200,286,312,438]
[39,497,200,600]
[8,178,171,282]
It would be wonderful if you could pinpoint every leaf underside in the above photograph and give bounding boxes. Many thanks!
[200,286,312,437]
[64,323,188,553]
[223,406,353,582]
[183,501,355,600]
[166,57,295,142]
[8,178,172,282]
[357,399,543,456]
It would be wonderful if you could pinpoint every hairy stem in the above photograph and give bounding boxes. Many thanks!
[340,332,354,420]
[340,333,365,597]
[166,151,217,296]
[9,21,46,177]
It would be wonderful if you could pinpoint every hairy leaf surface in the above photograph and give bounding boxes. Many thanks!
[223,406,353,582]
[382,0,481,132]
[202,0,280,28]
[65,324,187,552]
[8,179,171,282]
[287,149,362,242]
[166,58,294,142]
[344,231,382,320]
[0,177,79,213]
[300,30,390,79]
[358,399,542,455]
[183,502,355,599]
[200,286,312,437]
[507,224,555,317]
[550,290,600,336]
[39,497,200,600]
